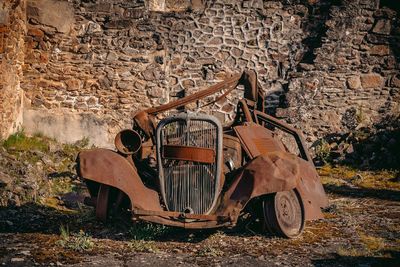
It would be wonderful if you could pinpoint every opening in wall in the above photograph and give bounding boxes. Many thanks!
[379,0,400,12]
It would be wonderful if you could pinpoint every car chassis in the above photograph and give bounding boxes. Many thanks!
[77,70,328,238]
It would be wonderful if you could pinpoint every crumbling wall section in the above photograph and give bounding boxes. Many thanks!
[0,0,26,139]
[276,0,400,144]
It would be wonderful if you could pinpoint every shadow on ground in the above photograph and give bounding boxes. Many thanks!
[0,201,252,243]
[325,184,400,201]
[312,250,400,267]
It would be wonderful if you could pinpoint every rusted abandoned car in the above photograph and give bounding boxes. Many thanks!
[77,70,328,238]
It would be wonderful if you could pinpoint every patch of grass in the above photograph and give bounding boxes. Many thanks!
[76,208,97,224]
[128,223,169,241]
[62,138,90,157]
[355,171,400,191]
[356,105,365,124]
[39,197,71,212]
[318,164,357,187]
[50,177,75,195]
[197,244,224,257]
[57,225,94,252]
[2,131,49,152]
[318,164,400,191]
[337,233,387,258]
[63,137,89,155]
[38,196,81,213]
[208,231,226,241]
[359,233,386,252]
[128,240,158,253]
[318,164,357,180]
[314,139,331,163]
[337,246,366,257]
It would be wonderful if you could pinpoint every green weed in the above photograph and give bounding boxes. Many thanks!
[62,137,89,154]
[128,240,158,253]
[57,225,94,252]
[128,223,168,241]
[2,130,49,152]
[314,139,331,163]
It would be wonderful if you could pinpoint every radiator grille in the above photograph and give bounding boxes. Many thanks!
[156,113,222,214]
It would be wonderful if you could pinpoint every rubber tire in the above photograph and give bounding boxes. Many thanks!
[96,184,110,222]
[262,190,305,238]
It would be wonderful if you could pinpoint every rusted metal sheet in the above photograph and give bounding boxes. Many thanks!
[222,134,242,173]
[133,208,228,221]
[253,110,312,162]
[134,214,231,229]
[216,151,328,222]
[162,145,215,164]
[216,152,301,218]
[296,170,329,220]
[78,149,163,211]
[234,124,286,158]
[144,73,242,115]
[77,70,329,237]
[114,129,142,155]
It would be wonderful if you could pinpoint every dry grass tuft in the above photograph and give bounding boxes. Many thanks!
[197,244,224,257]
[128,240,158,253]
[359,233,386,252]
[337,246,366,257]
[318,164,399,190]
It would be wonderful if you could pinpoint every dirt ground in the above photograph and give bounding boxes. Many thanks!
[0,165,399,267]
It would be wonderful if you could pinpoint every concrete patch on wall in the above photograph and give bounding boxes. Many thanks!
[8,85,24,137]
[0,6,9,25]
[23,109,113,148]
[0,70,24,139]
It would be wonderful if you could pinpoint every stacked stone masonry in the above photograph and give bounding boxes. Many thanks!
[0,0,26,139]
[276,0,400,143]
[0,0,399,146]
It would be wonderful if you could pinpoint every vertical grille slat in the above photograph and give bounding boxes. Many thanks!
[156,113,222,214]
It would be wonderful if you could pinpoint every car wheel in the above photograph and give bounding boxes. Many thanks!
[96,184,110,222]
[262,189,305,238]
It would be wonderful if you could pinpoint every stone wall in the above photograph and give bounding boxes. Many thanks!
[276,0,400,144]
[1,0,399,148]
[23,0,308,144]
[0,0,26,140]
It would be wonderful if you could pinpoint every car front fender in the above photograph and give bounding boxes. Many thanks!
[217,151,328,221]
[77,148,162,211]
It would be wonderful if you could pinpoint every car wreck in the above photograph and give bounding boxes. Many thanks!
[77,70,328,238]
